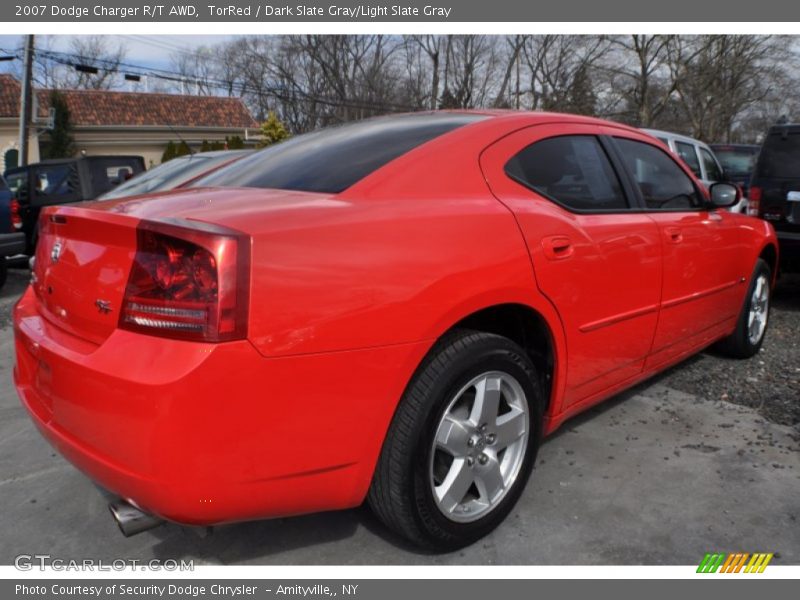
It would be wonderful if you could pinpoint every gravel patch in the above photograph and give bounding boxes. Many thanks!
[655,272,800,428]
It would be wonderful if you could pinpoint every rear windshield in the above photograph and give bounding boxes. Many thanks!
[193,113,485,194]
[756,132,800,179]
[98,152,249,200]
[713,146,759,177]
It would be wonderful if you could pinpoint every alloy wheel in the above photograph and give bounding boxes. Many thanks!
[429,371,529,523]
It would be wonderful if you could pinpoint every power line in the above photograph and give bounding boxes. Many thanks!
[30,46,420,114]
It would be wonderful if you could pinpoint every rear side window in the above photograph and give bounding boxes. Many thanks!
[675,141,703,179]
[615,138,703,210]
[91,158,143,192]
[756,132,800,179]
[699,148,723,181]
[713,147,758,177]
[195,113,485,194]
[35,164,75,196]
[505,135,627,211]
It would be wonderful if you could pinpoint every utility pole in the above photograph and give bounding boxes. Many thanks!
[18,35,34,167]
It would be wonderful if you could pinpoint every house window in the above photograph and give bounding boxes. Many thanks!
[3,148,19,171]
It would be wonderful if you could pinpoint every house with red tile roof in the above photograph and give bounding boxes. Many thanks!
[0,74,259,171]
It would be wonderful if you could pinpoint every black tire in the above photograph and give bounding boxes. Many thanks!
[0,257,7,291]
[368,330,542,550]
[717,258,772,358]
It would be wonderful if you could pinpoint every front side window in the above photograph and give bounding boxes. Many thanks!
[505,135,627,211]
[699,148,723,182]
[615,138,703,210]
[675,141,703,179]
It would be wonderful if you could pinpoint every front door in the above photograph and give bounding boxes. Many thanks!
[610,135,744,368]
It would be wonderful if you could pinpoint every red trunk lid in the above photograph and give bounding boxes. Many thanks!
[33,207,139,345]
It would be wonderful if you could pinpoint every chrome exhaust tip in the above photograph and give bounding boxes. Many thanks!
[108,499,164,537]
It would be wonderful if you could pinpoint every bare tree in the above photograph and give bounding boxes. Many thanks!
[66,36,127,90]
[171,45,216,95]
[604,35,677,127]
[403,35,445,110]
[493,35,527,108]
[521,35,611,114]
[669,35,792,141]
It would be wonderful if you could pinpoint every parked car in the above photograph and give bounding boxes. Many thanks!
[0,174,25,290]
[4,155,145,254]
[749,123,800,271]
[643,129,746,213]
[97,150,253,201]
[14,112,777,550]
[710,143,760,199]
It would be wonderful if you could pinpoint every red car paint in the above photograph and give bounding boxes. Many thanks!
[13,111,777,526]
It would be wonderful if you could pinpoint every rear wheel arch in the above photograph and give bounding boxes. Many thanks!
[759,243,778,282]
[435,303,557,416]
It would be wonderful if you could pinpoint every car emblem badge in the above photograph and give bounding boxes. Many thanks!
[95,299,113,315]
[51,241,63,263]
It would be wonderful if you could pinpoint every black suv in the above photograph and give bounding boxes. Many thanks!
[749,124,800,271]
[4,155,145,255]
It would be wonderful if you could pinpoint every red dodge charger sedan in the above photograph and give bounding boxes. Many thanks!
[13,111,777,549]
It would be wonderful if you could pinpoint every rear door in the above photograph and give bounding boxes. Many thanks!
[480,123,662,409]
[610,134,744,369]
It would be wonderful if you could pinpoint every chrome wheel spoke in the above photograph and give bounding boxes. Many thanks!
[747,274,770,345]
[475,456,505,503]
[435,415,470,456]
[470,375,502,426]
[494,408,527,449]
[435,458,474,513]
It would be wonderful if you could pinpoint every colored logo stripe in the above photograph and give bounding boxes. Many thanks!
[697,552,773,573]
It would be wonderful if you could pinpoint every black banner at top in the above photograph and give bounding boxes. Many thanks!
[3,0,799,22]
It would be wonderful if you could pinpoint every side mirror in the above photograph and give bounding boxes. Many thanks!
[709,182,740,208]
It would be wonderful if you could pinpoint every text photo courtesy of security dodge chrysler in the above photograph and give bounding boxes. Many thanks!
[13,111,777,550]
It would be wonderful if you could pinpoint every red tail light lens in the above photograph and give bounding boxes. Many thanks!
[120,220,250,342]
[10,199,22,230]
[747,186,761,216]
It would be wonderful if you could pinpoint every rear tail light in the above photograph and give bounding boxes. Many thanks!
[747,186,761,216]
[10,198,22,230]
[120,219,250,342]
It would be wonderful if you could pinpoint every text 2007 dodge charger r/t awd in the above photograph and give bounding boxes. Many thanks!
[13,111,777,549]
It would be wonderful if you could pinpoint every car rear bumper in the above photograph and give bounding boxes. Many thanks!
[0,232,25,256]
[13,285,428,525]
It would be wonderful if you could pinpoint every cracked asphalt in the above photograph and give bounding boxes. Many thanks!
[1,266,798,565]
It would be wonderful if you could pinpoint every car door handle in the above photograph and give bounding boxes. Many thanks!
[542,236,574,260]
[665,227,683,243]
